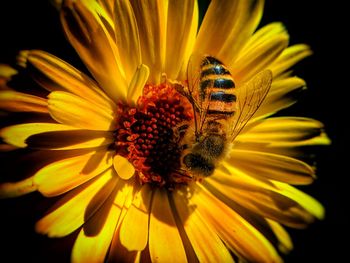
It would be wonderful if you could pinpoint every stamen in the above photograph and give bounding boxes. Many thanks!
[115,82,193,188]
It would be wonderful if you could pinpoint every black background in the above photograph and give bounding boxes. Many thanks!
[0,0,347,262]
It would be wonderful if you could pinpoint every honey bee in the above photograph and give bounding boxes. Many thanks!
[175,54,272,178]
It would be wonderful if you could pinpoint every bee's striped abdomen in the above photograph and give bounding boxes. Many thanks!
[199,56,237,117]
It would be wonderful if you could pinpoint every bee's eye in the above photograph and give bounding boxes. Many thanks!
[183,153,195,168]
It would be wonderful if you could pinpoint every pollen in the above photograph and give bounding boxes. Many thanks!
[114,82,193,187]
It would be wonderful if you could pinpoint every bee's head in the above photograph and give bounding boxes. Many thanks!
[183,153,214,177]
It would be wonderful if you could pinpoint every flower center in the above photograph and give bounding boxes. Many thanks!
[115,82,193,188]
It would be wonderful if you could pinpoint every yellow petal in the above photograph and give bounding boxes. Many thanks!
[72,199,118,263]
[267,219,293,254]
[165,0,198,79]
[48,91,115,131]
[112,178,137,211]
[0,123,80,148]
[211,167,322,225]
[232,35,289,83]
[0,176,37,198]
[107,181,142,262]
[0,64,17,89]
[120,184,152,251]
[172,189,234,262]
[227,149,315,185]
[130,0,168,84]
[0,144,18,151]
[233,138,330,159]
[113,0,142,84]
[193,183,282,263]
[255,77,306,118]
[72,179,132,263]
[97,0,115,19]
[127,64,150,105]
[0,90,48,113]
[108,225,141,262]
[271,44,313,78]
[149,188,187,263]
[51,0,63,10]
[234,22,288,79]
[273,181,325,220]
[34,150,114,196]
[19,50,115,110]
[36,168,117,237]
[177,3,198,81]
[0,64,17,79]
[195,0,264,65]
[61,0,127,101]
[205,172,314,228]
[237,117,330,147]
[113,155,135,180]
[239,22,287,57]
[26,129,114,150]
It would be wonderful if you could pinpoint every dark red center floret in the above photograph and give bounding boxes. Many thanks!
[114,82,192,187]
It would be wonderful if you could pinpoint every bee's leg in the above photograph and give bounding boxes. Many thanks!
[173,82,187,96]
[174,83,201,112]
[179,168,192,178]
[177,123,189,135]
[191,98,201,113]
[179,143,188,151]
[173,123,189,143]
[170,169,193,184]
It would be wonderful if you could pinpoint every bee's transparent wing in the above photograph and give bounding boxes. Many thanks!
[186,53,208,136]
[187,53,203,95]
[230,70,272,141]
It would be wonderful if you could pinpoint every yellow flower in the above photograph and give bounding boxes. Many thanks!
[0,0,330,262]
